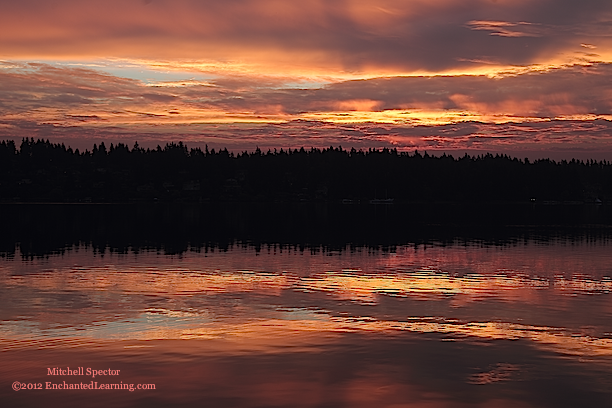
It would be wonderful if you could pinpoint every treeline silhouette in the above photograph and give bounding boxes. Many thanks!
[2,138,612,203]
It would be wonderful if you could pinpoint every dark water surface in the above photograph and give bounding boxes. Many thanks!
[2,204,612,407]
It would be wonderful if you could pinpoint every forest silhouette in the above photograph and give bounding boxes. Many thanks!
[1,138,612,203]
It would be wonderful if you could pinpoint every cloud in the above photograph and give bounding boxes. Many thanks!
[3,118,612,160]
[174,63,612,119]
[3,61,612,127]
[1,0,612,74]
[466,20,544,37]
[3,61,612,159]
[2,1,612,158]
[0,62,182,120]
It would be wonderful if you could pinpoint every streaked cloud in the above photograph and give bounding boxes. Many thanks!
[2,0,612,74]
[466,20,544,38]
[3,61,612,123]
[2,0,612,156]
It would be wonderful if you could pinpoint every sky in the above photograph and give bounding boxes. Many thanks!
[2,0,612,159]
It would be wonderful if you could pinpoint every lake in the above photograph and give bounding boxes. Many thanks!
[2,203,612,407]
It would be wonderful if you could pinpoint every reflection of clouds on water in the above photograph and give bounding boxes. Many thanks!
[1,242,612,362]
[468,363,521,385]
[4,306,612,365]
[2,240,612,407]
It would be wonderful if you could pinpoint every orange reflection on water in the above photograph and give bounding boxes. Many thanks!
[4,244,612,303]
[297,271,558,304]
[4,266,294,296]
[4,308,612,363]
[2,241,612,361]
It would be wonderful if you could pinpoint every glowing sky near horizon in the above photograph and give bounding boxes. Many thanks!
[2,0,612,158]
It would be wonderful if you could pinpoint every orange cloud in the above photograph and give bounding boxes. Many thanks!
[3,61,612,157]
[2,0,612,75]
[466,20,544,37]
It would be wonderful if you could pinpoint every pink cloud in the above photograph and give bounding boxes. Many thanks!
[1,0,612,72]
[3,62,612,159]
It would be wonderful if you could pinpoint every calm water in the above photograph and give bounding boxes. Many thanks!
[2,238,612,407]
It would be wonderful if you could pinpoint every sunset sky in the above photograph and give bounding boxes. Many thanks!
[2,0,612,158]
